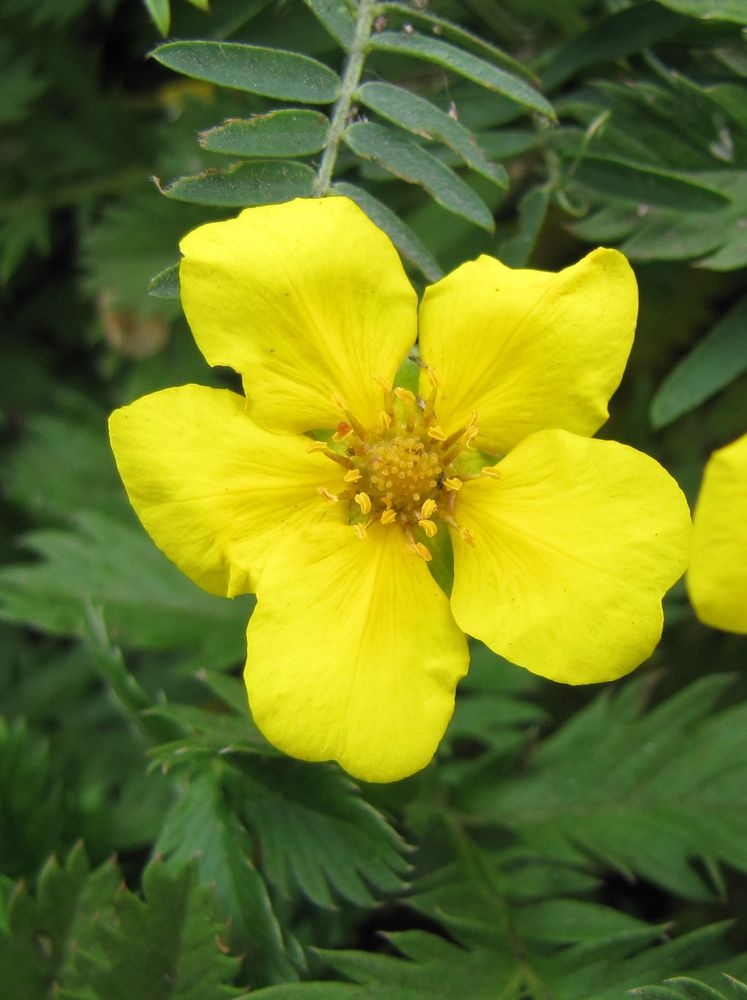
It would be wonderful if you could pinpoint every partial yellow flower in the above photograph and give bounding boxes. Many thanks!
[109,196,691,783]
[687,432,747,634]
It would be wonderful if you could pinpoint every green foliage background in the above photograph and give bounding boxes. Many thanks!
[2,0,747,996]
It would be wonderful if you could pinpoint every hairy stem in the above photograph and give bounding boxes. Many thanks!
[313,0,377,197]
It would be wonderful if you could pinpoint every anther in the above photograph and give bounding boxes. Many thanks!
[344,469,362,483]
[419,519,438,538]
[333,422,353,442]
[394,387,416,403]
[414,542,432,562]
[354,492,372,515]
[318,487,339,504]
[444,477,463,491]
[377,411,392,431]
[481,467,502,479]
[380,509,397,525]
[354,523,368,540]
[307,441,328,453]
[460,527,475,546]
[420,498,437,519]
[427,425,447,442]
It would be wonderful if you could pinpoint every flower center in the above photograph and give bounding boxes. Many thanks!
[315,369,482,560]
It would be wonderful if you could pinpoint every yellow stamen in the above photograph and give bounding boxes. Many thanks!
[373,374,392,392]
[354,523,368,540]
[427,425,447,442]
[377,410,392,431]
[460,526,475,546]
[394,387,416,403]
[344,468,362,483]
[332,422,353,442]
[380,508,397,525]
[414,542,432,562]
[307,441,328,453]
[318,487,339,504]
[419,519,438,538]
[355,492,372,515]
[444,477,463,491]
[421,498,437,519]
[481,467,502,479]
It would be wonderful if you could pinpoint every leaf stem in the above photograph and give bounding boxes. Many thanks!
[314,0,377,196]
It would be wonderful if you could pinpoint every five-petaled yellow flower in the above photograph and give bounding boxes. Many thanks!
[109,196,691,782]
[687,432,747,634]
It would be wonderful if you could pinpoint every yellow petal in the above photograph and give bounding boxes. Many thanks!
[245,522,469,782]
[179,197,417,435]
[418,249,637,454]
[109,385,346,597]
[687,432,747,634]
[449,430,691,684]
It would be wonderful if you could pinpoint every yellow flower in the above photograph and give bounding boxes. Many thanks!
[109,197,691,783]
[687,432,747,634]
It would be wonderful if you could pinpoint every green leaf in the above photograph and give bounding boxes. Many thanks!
[0,41,46,125]
[231,757,409,908]
[0,845,120,1000]
[4,412,127,522]
[369,32,555,119]
[152,41,341,103]
[331,181,443,281]
[378,3,536,83]
[143,0,170,35]
[633,977,747,999]
[651,292,747,427]
[651,0,747,23]
[542,3,688,90]
[148,262,180,299]
[455,675,747,900]
[573,156,732,212]
[0,511,250,667]
[356,82,507,187]
[498,185,550,267]
[697,224,747,270]
[159,160,316,207]
[343,122,494,231]
[303,0,355,48]
[200,110,329,158]
[156,771,300,985]
[64,860,240,999]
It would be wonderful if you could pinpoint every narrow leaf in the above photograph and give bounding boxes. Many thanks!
[331,181,443,281]
[499,185,550,267]
[651,292,747,427]
[369,32,555,119]
[574,155,732,212]
[144,0,170,35]
[378,3,536,83]
[152,41,341,103]
[343,122,494,231]
[651,0,747,22]
[148,261,180,299]
[158,160,316,207]
[542,3,687,90]
[303,0,355,48]
[200,110,329,158]
[357,82,507,187]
